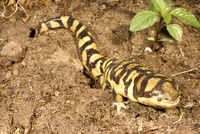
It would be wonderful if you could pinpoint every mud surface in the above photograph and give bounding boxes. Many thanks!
[0,0,200,133]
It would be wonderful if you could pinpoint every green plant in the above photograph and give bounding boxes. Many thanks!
[130,0,200,51]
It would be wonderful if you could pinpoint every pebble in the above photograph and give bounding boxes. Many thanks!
[4,71,12,81]
[183,102,196,109]
[55,91,60,97]
[1,41,22,57]
[144,47,152,52]
[13,64,19,75]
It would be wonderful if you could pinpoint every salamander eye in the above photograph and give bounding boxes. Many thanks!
[165,97,171,100]
[152,91,158,96]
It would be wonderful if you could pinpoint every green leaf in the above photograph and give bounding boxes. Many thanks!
[162,13,171,24]
[151,0,166,13]
[147,36,155,41]
[158,38,173,42]
[163,7,171,14]
[166,24,183,41]
[149,1,158,13]
[130,11,158,32]
[165,0,175,7]
[170,8,200,28]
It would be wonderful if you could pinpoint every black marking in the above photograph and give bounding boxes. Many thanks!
[37,25,42,34]
[78,29,90,40]
[124,79,132,96]
[67,17,75,29]
[133,74,144,99]
[79,39,94,55]
[74,23,84,36]
[134,65,150,75]
[112,88,117,99]
[151,79,165,94]
[86,49,100,69]
[45,22,52,30]
[104,80,112,91]
[100,58,108,73]
[143,91,153,98]
[90,57,105,69]
[139,75,153,97]
[37,17,64,34]
[104,59,117,70]
[104,60,122,78]
[110,62,131,85]
[122,63,142,83]
[46,17,64,28]
[104,63,115,80]
[104,84,111,91]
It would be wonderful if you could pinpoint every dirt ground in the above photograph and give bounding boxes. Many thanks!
[0,0,200,133]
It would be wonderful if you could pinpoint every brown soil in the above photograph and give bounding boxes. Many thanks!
[0,0,200,133]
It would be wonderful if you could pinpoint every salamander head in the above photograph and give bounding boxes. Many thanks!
[138,81,180,108]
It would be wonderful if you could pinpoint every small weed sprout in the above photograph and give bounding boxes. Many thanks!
[130,0,200,51]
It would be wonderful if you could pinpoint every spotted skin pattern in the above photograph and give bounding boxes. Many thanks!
[36,16,180,113]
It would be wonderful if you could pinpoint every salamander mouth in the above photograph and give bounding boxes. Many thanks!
[156,97,180,108]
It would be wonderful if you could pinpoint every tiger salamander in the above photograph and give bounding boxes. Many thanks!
[35,16,180,113]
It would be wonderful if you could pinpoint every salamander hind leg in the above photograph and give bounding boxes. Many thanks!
[112,85,128,114]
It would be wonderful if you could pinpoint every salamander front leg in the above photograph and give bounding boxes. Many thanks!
[112,89,128,114]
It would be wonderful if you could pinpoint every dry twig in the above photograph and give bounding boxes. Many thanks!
[0,0,30,22]
[171,67,199,76]
[173,107,183,124]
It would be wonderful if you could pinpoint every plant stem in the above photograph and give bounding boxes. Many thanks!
[153,16,163,52]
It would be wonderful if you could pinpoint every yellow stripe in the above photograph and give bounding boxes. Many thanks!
[153,74,166,77]
[145,78,161,92]
[127,81,137,102]
[114,61,129,72]
[127,63,140,70]
[91,56,104,77]
[78,36,91,48]
[102,59,110,73]
[126,70,137,82]
[89,54,103,64]
[146,71,152,74]
[107,67,113,80]
[139,66,151,71]
[115,68,123,77]
[127,73,140,101]
[137,75,146,91]
[104,60,113,70]
[88,32,92,36]
[82,44,98,67]
[70,20,79,32]
[76,25,86,38]
[50,21,60,28]
[113,84,126,97]
[119,71,127,85]
[61,16,69,28]
[40,23,48,33]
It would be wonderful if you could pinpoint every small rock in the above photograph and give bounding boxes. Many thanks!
[144,47,152,52]
[4,71,12,81]
[21,60,26,67]
[13,64,19,75]
[183,102,195,109]
[0,41,25,68]
[19,80,26,85]
[55,91,60,97]
[1,41,22,57]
